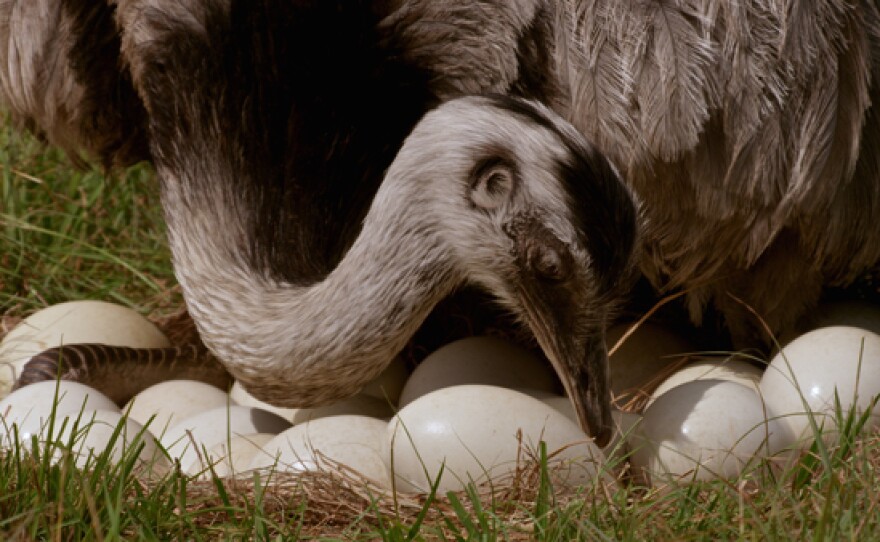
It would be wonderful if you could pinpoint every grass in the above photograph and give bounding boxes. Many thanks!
[0,116,179,317]
[2,407,880,540]
[2,115,880,540]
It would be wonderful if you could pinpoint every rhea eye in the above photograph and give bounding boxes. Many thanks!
[527,244,571,282]
[469,158,516,210]
[484,169,512,194]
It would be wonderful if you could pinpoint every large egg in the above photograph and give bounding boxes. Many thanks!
[359,356,409,405]
[0,301,171,398]
[125,380,231,435]
[812,301,880,334]
[250,416,389,487]
[537,393,641,461]
[55,409,168,474]
[781,301,880,346]
[183,433,275,478]
[607,322,694,409]
[229,381,298,422]
[631,380,786,485]
[760,326,880,449]
[398,337,558,407]
[0,381,118,447]
[160,405,291,467]
[230,359,406,423]
[646,356,763,409]
[387,385,609,494]
[291,394,394,425]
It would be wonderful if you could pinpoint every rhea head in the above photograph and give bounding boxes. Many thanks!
[384,95,639,445]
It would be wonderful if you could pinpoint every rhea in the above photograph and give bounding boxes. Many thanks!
[4,0,880,441]
[15,95,637,445]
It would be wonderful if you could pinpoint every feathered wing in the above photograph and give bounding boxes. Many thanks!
[719,0,880,275]
[628,0,718,161]
[799,0,880,284]
[563,0,718,169]
[715,0,786,147]
[561,0,646,171]
[563,0,880,335]
[0,0,147,167]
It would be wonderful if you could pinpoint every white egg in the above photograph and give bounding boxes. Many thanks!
[398,337,559,407]
[537,394,641,461]
[631,380,786,485]
[230,360,405,424]
[250,416,389,487]
[781,301,880,346]
[160,405,291,467]
[292,394,394,425]
[183,433,275,478]
[0,381,118,447]
[0,301,171,398]
[760,326,880,449]
[359,356,409,405]
[229,381,298,421]
[124,380,231,435]
[54,409,168,475]
[812,301,880,334]
[607,322,695,408]
[386,385,609,494]
[646,357,763,408]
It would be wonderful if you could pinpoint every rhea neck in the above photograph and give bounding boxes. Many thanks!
[160,144,462,407]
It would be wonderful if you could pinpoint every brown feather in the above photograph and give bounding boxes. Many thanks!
[564,0,647,171]
[628,0,718,161]
[564,0,880,341]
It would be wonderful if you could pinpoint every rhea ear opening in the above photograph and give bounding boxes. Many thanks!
[468,156,517,210]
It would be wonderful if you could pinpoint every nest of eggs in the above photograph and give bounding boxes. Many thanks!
[6,274,880,536]
[147,448,616,538]
[0,307,611,538]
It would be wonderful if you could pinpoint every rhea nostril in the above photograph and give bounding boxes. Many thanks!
[528,244,571,282]
[506,213,576,283]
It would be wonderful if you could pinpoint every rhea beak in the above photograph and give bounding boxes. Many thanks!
[502,213,618,447]
[516,280,613,447]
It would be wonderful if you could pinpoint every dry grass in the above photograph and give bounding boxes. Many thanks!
[169,458,607,539]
